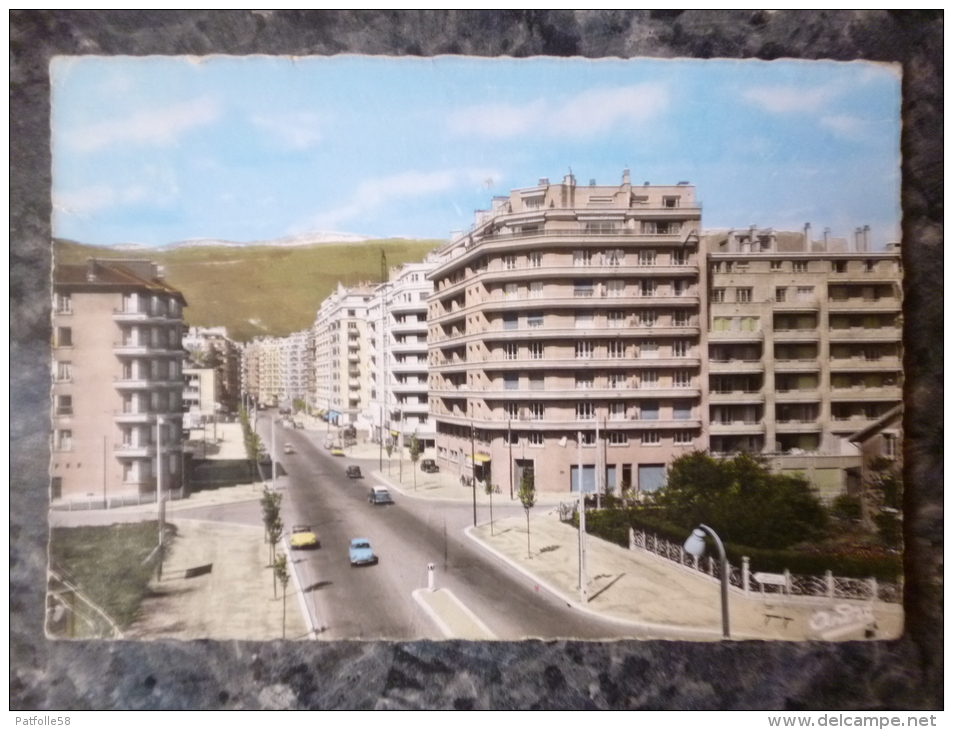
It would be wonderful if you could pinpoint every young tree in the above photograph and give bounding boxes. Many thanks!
[484,475,495,536]
[259,488,282,555]
[267,517,284,599]
[408,435,421,490]
[385,439,393,476]
[619,476,632,508]
[518,468,537,558]
[273,553,290,639]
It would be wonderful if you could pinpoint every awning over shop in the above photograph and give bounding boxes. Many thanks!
[389,430,400,437]
[467,453,491,464]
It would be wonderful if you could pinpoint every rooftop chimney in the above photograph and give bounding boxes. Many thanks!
[622,169,630,185]
[589,179,596,186]
[804,222,812,250]
[86,259,98,282]
[854,227,863,252]
[862,225,871,251]
[539,178,549,186]
[823,228,830,247]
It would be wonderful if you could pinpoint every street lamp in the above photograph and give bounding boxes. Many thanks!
[683,524,730,639]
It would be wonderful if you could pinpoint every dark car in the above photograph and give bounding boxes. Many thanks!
[345,465,363,479]
[420,459,439,473]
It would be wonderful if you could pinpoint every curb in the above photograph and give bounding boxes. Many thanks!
[282,537,318,641]
[463,524,727,641]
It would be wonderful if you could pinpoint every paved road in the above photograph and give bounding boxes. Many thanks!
[252,414,647,641]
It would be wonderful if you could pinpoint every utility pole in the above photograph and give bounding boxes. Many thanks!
[508,419,513,500]
[380,249,387,471]
[157,415,165,581]
[271,415,276,490]
[577,431,587,603]
[471,418,477,526]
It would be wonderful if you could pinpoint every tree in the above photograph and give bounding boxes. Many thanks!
[619,475,632,508]
[655,451,828,549]
[267,517,283,599]
[518,468,537,558]
[273,553,290,639]
[408,435,421,490]
[259,488,282,563]
[484,476,495,536]
[385,439,393,476]
[292,398,306,414]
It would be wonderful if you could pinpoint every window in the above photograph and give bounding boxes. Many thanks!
[673,311,691,327]
[674,431,693,445]
[576,341,594,358]
[607,280,625,298]
[575,312,594,330]
[503,255,517,270]
[503,313,518,331]
[530,376,544,391]
[503,343,518,361]
[797,286,814,302]
[504,403,519,419]
[55,293,72,314]
[883,433,897,459]
[640,280,657,297]
[608,373,625,389]
[737,288,752,303]
[608,311,625,328]
[527,312,544,328]
[55,430,73,451]
[639,310,657,327]
[51,477,62,500]
[641,431,661,445]
[529,342,544,360]
[605,249,624,266]
[575,374,594,390]
[609,402,626,420]
[672,340,689,358]
[793,261,808,273]
[573,250,592,267]
[771,260,783,271]
[528,403,544,420]
[55,394,72,416]
[662,196,680,208]
[528,432,544,446]
[638,249,656,266]
[673,280,687,297]
[639,340,659,358]
[864,260,875,273]
[740,316,759,332]
[673,401,692,420]
[710,289,726,303]
[56,361,72,382]
[504,283,518,300]
[832,261,847,273]
[56,327,73,347]
[580,432,596,446]
[775,287,787,302]
[574,280,594,297]
[671,249,688,266]
[576,402,595,420]
[530,281,544,299]
[608,341,625,359]
[529,252,542,268]
[639,370,658,389]
[673,371,692,388]
[608,432,629,445]
[639,400,659,420]
[348,309,356,316]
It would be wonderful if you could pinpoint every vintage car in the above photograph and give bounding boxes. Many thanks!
[283,443,294,455]
[289,525,320,550]
[330,446,345,457]
[348,538,378,566]
[420,458,439,474]
[345,465,363,479]
[368,486,393,505]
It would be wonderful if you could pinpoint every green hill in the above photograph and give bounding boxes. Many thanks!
[53,238,442,342]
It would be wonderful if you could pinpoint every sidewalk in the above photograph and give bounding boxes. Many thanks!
[467,510,903,642]
[371,467,566,507]
[123,518,308,641]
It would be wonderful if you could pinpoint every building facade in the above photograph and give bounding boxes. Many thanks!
[182,326,241,413]
[427,171,706,495]
[51,259,187,501]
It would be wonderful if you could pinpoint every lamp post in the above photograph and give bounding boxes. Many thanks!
[577,431,587,603]
[684,524,730,639]
[470,419,477,527]
[156,415,165,581]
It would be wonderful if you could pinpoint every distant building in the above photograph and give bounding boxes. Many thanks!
[51,259,187,501]
[182,367,217,428]
[182,326,241,413]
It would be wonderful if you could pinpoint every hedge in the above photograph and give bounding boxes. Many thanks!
[573,506,902,582]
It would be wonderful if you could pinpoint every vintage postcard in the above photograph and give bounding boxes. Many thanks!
[48,56,903,642]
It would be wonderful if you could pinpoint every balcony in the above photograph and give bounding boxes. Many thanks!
[828,327,901,342]
[113,342,185,357]
[708,390,764,404]
[827,298,901,313]
[708,330,763,343]
[708,359,763,374]
[774,421,822,433]
[391,319,428,334]
[772,299,819,312]
[828,357,902,371]
[772,359,820,372]
[391,360,429,373]
[709,422,765,435]
[773,389,821,402]
[771,329,820,342]
[392,381,428,394]
[113,308,179,323]
[113,443,157,458]
[347,353,360,362]
[828,386,901,401]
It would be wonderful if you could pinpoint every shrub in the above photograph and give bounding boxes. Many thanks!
[831,494,863,521]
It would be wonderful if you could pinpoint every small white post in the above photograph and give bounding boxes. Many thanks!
[826,570,835,600]
[427,563,436,592]
[742,557,751,597]
[628,527,635,551]
[868,577,878,603]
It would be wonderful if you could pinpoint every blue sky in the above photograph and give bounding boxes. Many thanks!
[52,56,901,249]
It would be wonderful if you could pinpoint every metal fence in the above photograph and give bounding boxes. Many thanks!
[628,527,901,605]
[50,489,185,512]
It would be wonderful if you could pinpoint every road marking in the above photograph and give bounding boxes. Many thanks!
[412,588,496,640]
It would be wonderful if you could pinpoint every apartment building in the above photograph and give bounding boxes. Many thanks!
[366,260,439,449]
[281,329,311,405]
[182,326,241,413]
[51,259,187,501]
[428,171,706,495]
[182,367,217,428]
[242,336,284,407]
[311,283,375,427]
[706,227,902,497]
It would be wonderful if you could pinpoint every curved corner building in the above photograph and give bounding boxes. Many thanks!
[427,171,708,495]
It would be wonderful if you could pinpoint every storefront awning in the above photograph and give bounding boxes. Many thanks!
[389,430,400,437]
[467,453,491,464]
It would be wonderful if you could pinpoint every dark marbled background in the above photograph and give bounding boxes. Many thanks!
[10,10,943,710]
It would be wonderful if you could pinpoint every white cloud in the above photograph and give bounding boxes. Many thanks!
[741,85,836,114]
[819,114,867,138]
[448,83,669,139]
[307,168,499,230]
[65,97,220,152]
[53,183,150,216]
[251,111,323,149]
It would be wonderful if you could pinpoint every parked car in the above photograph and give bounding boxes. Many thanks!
[290,525,320,550]
[346,465,363,478]
[324,437,334,449]
[420,459,439,474]
[283,443,294,454]
[330,446,345,457]
[349,538,378,566]
[368,486,393,505]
